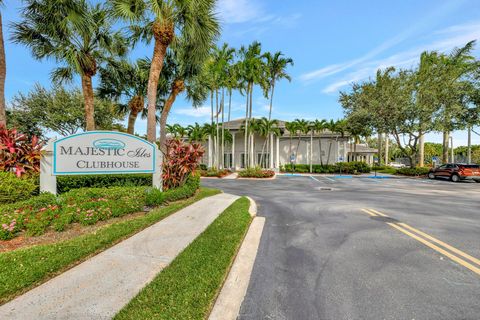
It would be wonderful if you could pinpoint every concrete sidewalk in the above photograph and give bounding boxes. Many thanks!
[0,193,239,320]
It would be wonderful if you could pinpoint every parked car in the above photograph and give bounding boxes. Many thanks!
[389,162,406,168]
[428,163,480,182]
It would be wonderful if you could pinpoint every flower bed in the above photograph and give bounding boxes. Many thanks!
[0,175,200,240]
[238,167,275,178]
[281,161,371,174]
[199,169,231,178]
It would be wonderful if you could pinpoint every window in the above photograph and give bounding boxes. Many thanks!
[240,153,245,168]
[224,153,233,168]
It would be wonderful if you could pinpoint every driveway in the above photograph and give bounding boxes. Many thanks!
[202,175,480,320]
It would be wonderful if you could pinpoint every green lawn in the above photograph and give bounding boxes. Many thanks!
[115,197,252,320]
[0,188,221,305]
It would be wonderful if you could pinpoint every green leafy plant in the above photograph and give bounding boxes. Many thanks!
[163,139,204,190]
[0,172,37,204]
[238,167,275,178]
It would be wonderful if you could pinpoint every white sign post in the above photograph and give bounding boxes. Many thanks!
[40,131,161,195]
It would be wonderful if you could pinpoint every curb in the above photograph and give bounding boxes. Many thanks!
[208,198,265,320]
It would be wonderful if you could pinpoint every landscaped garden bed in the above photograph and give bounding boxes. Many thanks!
[238,167,275,178]
[199,168,231,178]
[0,186,220,304]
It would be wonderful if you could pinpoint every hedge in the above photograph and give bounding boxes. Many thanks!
[281,161,371,174]
[0,174,200,240]
[0,172,38,205]
[238,167,275,178]
[396,167,430,176]
[57,174,152,193]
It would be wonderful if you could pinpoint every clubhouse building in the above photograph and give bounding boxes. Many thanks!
[202,119,377,171]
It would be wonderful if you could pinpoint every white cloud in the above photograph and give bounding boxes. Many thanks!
[216,0,263,24]
[174,106,211,118]
[320,20,480,94]
[300,0,470,83]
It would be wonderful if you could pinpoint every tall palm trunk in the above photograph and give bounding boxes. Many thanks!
[467,125,472,164]
[126,95,144,134]
[215,89,220,168]
[377,133,383,165]
[268,82,275,121]
[244,86,249,168]
[326,140,332,166]
[221,88,225,169]
[81,73,95,131]
[159,79,185,154]
[318,134,323,166]
[227,88,232,122]
[249,83,254,167]
[0,13,6,127]
[147,21,173,143]
[210,91,214,168]
[442,131,449,163]
[384,135,389,165]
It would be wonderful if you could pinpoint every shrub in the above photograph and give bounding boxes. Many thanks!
[163,174,200,202]
[281,162,371,174]
[238,167,275,178]
[0,175,201,240]
[0,126,43,176]
[200,168,230,178]
[163,139,204,190]
[396,167,430,176]
[0,172,37,204]
[56,174,152,193]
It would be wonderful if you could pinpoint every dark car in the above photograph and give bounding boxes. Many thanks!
[428,163,480,182]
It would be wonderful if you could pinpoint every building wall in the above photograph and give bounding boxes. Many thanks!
[202,133,349,169]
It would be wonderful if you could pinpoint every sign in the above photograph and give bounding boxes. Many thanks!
[432,156,438,162]
[290,154,296,162]
[53,131,157,175]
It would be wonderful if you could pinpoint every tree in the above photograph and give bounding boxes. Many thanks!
[157,39,212,154]
[9,85,124,137]
[111,0,219,143]
[256,117,280,167]
[293,118,310,159]
[12,1,126,131]
[238,42,266,167]
[0,0,6,127]
[285,121,298,165]
[264,51,293,121]
[187,123,208,143]
[311,119,328,165]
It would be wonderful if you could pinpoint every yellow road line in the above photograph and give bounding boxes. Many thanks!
[386,222,480,276]
[361,208,480,276]
[361,209,377,217]
[397,222,480,267]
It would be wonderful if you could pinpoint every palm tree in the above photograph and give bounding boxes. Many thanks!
[111,0,219,143]
[187,123,208,143]
[264,51,293,121]
[238,42,265,167]
[293,119,310,159]
[311,119,328,165]
[98,58,152,134]
[13,1,126,131]
[157,38,212,153]
[0,0,6,127]
[257,117,279,167]
[285,121,298,167]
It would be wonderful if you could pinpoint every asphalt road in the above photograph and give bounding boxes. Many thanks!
[202,175,480,320]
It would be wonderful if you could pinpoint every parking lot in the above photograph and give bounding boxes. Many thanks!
[202,175,480,320]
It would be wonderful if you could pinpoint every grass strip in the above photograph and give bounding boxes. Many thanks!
[115,197,252,320]
[0,188,221,305]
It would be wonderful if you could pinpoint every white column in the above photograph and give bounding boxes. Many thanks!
[232,132,236,170]
[269,134,274,169]
[208,135,212,168]
[40,138,57,195]
[276,136,280,170]
[152,145,163,190]
[343,140,347,162]
[309,132,313,173]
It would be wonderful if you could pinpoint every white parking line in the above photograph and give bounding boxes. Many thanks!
[310,175,335,182]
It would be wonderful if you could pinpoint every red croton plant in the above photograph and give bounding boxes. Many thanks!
[162,139,204,190]
[0,126,43,177]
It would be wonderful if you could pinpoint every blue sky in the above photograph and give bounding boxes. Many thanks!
[3,0,480,145]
